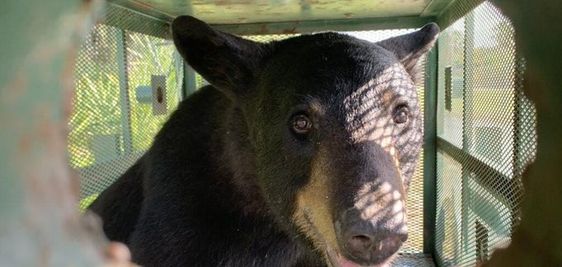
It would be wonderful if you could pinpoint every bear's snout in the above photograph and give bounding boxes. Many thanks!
[335,206,408,265]
[317,141,409,265]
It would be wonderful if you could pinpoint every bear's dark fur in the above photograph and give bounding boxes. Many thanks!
[89,16,438,267]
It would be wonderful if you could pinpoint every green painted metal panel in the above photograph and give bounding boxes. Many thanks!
[0,0,107,265]
[423,44,438,256]
[105,0,467,35]
[213,16,435,35]
[183,65,198,97]
[421,0,456,16]
[110,0,438,23]
[105,3,172,39]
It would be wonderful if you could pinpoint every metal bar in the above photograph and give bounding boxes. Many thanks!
[116,28,133,155]
[109,1,172,24]
[423,44,439,256]
[463,7,475,153]
[105,3,171,40]
[421,0,457,17]
[460,9,475,254]
[181,64,188,100]
[183,64,198,99]
[212,16,435,35]
[437,137,517,210]
[108,0,175,22]
[436,0,484,30]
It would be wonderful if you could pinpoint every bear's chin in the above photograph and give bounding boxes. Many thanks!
[325,246,396,267]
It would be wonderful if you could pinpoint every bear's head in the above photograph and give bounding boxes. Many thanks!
[172,16,438,267]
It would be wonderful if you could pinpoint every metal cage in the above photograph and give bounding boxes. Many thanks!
[67,1,537,266]
[0,0,548,266]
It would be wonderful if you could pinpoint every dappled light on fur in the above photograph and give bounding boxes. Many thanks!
[337,63,423,249]
[293,61,423,266]
[354,181,408,234]
[343,62,423,188]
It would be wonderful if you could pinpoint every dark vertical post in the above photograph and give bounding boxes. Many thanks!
[182,64,198,99]
[423,43,439,256]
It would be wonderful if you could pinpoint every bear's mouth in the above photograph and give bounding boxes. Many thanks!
[325,246,395,267]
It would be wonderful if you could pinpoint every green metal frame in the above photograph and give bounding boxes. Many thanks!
[421,0,457,16]
[0,0,554,265]
[436,0,484,29]
[105,3,171,39]
[116,28,133,154]
[212,16,434,36]
[109,0,178,22]
[183,65,198,99]
[461,10,474,260]
[93,0,523,263]
[423,44,439,257]
[433,2,527,265]
[102,1,463,260]
[437,138,518,218]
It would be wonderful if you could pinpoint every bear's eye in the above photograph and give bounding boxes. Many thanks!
[291,114,313,135]
[393,105,410,124]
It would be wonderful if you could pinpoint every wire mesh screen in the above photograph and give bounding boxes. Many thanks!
[194,30,427,256]
[67,7,456,264]
[68,5,183,209]
[435,2,537,266]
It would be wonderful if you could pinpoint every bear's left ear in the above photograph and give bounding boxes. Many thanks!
[377,23,439,80]
[172,16,270,98]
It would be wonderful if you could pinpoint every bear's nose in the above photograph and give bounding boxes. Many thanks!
[344,231,407,264]
[336,209,408,264]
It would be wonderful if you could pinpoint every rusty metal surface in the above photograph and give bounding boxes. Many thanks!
[110,0,447,23]
[0,0,109,265]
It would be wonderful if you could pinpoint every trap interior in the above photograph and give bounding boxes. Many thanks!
[69,0,537,266]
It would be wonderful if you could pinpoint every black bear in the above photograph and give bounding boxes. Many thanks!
[89,16,438,267]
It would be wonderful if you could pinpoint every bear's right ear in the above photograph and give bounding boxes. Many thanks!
[172,16,269,97]
[377,23,439,81]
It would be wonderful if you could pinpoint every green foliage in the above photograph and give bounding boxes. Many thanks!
[68,25,122,168]
[126,32,182,152]
[68,24,182,169]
